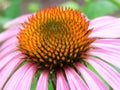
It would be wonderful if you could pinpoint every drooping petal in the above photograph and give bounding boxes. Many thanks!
[0,55,24,89]
[76,63,108,90]
[89,49,120,69]
[3,63,32,90]
[92,39,120,51]
[0,37,17,51]
[0,27,19,42]
[0,44,18,59]
[89,19,120,38]
[64,67,88,90]
[56,70,69,90]
[17,64,38,90]
[89,16,116,29]
[4,14,32,28]
[0,51,22,70]
[87,58,120,90]
[36,70,49,90]
[93,39,120,44]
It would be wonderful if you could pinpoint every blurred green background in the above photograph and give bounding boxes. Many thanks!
[0,0,120,31]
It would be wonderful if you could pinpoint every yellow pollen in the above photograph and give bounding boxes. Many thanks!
[17,6,95,71]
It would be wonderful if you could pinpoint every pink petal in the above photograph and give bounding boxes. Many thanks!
[91,39,120,55]
[17,64,38,90]
[92,39,120,50]
[87,58,120,89]
[93,39,120,44]
[3,63,32,90]
[76,63,108,90]
[89,16,116,29]
[56,70,69,90]
[0,37,18,51]
[0,44,18,59]
[0,55,24,89]
[4,14,32,28]
[36,70,49,90]
[89,49,120,69]
[0,27,19,42]
[89,19,120,38]
[64,67,88,90]
[0,51,22,70]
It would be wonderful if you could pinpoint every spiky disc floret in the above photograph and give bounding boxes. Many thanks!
[17,6,95,71]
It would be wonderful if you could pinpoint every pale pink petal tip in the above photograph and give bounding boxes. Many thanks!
[0,51,22,70]
[3,14,32,28]
[0,27,19,42]
[36,70,49,90]
[89,18,120,38]
[89,16,116,29]
[89,49,120,69]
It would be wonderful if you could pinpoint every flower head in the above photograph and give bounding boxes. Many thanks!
[0,6,120,90]
[18,7,95,71]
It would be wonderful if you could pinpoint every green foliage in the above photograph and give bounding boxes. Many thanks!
[28,2,41,13]
[61,0,120,19]
[83,0,119,19]
[48,80,54,90]
[0,0,22,30]
[61,1,81,11]
[109,0,120,7]
[0,17,11,31]
[31,78,37,90]
[0,0,5,3]
[3,0,22,18]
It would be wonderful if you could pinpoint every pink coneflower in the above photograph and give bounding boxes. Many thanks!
[0,6,120,90]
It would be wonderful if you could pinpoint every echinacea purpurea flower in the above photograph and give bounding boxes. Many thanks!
[0,6,120,90]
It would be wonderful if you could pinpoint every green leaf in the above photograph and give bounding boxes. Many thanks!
[61,1,81,11]
[31,78,37,90]
[48,80,54,90]
[109,0,120,7]
[3,0,22,18]
[0,17,11,31]
[28,2,41,13]
[83,0,119,19]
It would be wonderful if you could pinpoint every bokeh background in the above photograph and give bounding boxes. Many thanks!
[0,0,120,31]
